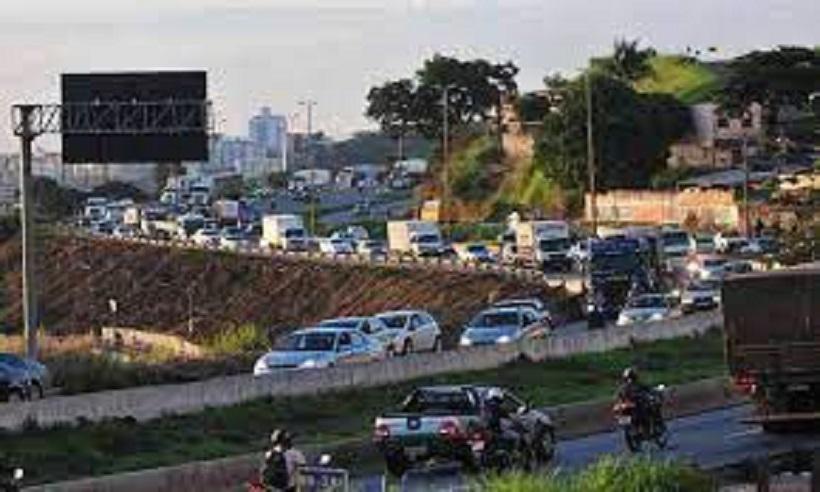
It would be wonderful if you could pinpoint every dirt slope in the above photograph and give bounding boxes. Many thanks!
[0,236,566,344]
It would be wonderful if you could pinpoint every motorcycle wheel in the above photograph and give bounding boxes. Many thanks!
[534,427,556,464]
[653,420,669,450]
[623,426,642,453]
[384,451,410,478]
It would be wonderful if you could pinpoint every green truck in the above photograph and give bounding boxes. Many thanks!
[723,267,820,430]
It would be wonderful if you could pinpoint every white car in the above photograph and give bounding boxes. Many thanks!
[687,256,729,281]
[680,279,722,313]
[318,316,392,351]
[491,298,554,329]
[357,240,387,259]
[689,233,716,255]
[219,227,246,251]
[458,243,494,263]
[375,310,443,355]
[192,228,220,247]
[616,294,676,326]
[319,238,355,255]
[714,233,749,254]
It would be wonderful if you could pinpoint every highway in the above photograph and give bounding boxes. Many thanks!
[360,405,820,490]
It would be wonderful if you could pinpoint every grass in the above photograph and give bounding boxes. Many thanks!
[635,55,721,105]
[0,329,726,485]
[482,456,714,492]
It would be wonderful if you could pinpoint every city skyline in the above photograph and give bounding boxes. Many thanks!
[1,0,818,153]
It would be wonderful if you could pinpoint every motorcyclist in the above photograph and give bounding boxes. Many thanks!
[260,429,305,492]
[616,368,654,430]
[0,452,22,492]
[482,388,525,449]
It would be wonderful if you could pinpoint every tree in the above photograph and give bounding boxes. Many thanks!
[364,55,520,140]
[595,38,656,83]
[719,46,820,117]
[533,73,692,191]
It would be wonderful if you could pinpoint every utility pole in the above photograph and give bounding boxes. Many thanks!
[441,87,450,223]
[742,134,750,237]
[585,72,598,237]
[298,100,317,233]
[17,105,39,359]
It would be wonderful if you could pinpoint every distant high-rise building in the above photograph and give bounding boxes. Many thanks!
[249,107,287,159]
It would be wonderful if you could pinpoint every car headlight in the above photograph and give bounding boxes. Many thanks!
[253,359,269,375]
[686,262,699,273]
[617,315,630,325]
[682,297,694,304]
[300,359,325,369]
[650,313,665,321]
[496,335,512,344]
[459,336,472,347]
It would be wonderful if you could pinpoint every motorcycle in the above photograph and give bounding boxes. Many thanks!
[613,385,668,453]
[467,422,534,473]
[0,467,23,492]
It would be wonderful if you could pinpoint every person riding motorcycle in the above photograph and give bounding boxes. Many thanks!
[260,429,305,492]
[616,367,654,430]
[482,388,526,450]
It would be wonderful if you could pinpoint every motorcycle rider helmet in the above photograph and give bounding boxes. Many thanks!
[622,367,638,383]
[486,387,504,403]
[270,429,289,446]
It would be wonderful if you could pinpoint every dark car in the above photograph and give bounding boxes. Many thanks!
[0,353,49,399]
[0,364,29,403]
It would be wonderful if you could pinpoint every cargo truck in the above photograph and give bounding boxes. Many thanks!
[213,199,240,226]
[723,268,820,431]
[263,214,307,251]
[387,221,444,257]
[514,221,571,271]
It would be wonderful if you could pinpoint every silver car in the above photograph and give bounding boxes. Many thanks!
[616,294,676,326]
[459,307,549,347]
[253,328,383,376]
[318,317,393,350]
[375,310,442,355]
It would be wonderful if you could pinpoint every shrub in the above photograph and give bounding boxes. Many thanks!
[206,323,270,355]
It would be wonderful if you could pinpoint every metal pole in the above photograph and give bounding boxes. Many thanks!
[742,135,750,237]
[585,72,598,237]
[442,87,449,224]
[18,105,39,359]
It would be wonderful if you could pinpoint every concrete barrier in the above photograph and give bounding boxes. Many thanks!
[22,376,744,492]
[0,311,722,432]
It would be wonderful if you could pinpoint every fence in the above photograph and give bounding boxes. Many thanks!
[0,311,721,431]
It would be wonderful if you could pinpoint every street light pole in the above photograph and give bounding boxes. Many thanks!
[441,87,450,223]
[18,105,39,359]
[585,72,598,237]
[742,134,751,237]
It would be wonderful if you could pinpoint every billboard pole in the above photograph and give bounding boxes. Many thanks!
[17,105,39,359]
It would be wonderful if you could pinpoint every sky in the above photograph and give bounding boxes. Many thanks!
[0,0,818,152]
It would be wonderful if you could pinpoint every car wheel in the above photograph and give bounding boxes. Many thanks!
[432,337,443,353]
[402,339,414,355]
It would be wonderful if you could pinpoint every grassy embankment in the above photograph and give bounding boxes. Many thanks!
[482,456,714,492]
[2,329,726,485]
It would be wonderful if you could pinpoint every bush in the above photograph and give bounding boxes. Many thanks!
[482,457,715,492]
[206,323,270,355]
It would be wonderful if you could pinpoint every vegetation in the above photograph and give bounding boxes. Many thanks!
[206,323,270,355]
[449,136,501,202]
[2,329,725,485]
[482,457,714,492]
[635,55,721,104]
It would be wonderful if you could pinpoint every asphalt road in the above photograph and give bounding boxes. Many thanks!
[355,405,820,491]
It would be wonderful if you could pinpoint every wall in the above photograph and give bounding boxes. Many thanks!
[0,311,721,432]
[585,189,739,229]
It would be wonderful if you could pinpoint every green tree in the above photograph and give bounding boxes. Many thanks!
[595,38,656,83]
[719,46,820,117]
[365,79,417,159]
[533,73,692,191]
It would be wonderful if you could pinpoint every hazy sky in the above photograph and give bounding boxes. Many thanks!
[1,0,818,152]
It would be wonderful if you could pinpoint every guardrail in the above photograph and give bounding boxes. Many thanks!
[58,227,586,292]
[0,311,721,432]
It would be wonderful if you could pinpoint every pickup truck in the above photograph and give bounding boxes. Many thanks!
[373,385,555,476]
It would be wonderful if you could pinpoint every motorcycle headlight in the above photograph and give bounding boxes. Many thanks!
[13,468,23,481]
[496,335,512,344]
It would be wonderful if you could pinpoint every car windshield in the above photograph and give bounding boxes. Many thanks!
[320,318,361,329]
[285,229,305,238]
[275,333,336,352]
[415,234,440,244]
[539,238,570,252]
[627,296,666,309]
[704,259,727,268]
[662,232,689,247]
[402,390,474,415]
[688,280,720,292]
[467,245,487,253]
[494,301,536,310]
[378,314,408,329]
[470,311,519,328]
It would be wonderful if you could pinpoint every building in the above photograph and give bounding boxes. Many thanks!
[249,107,287,159]
[209,135,283,180]
[667,102,764,169]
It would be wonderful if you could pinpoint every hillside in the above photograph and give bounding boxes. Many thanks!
[0,236,566,344]
[635,55,722,104]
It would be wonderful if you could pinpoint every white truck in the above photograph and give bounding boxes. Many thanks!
[263,214,307,251]
[213,199,240,226]
[387,220,444,257]
[515,220,571,271]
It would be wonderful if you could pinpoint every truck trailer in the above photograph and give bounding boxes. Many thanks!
[723,268,820,431]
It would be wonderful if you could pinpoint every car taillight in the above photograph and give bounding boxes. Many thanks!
[733,371,757,394]
[438,420,463,441]
[374,424,390,441]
